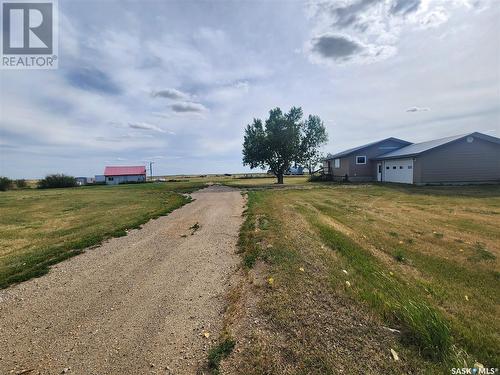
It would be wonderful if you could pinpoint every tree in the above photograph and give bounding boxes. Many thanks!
[37,174,77,189]
[305,153,325,175]
[243,107,328,184]
[0,177,13,191]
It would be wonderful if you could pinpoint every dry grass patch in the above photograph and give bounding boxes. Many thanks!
[222,184,500,373]
[221,189,441,374]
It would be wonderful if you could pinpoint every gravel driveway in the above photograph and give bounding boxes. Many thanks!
[0,185,245,375]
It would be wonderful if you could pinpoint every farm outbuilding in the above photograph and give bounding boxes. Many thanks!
[103,166,146,185]
[75,177,88,186]
[95,175,105,183]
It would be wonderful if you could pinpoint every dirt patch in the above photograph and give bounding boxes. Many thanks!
[0,185,245,375]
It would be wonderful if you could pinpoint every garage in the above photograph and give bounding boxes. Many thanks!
[382,158,414,184]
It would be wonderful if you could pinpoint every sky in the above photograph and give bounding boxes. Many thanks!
[0,0,499,179]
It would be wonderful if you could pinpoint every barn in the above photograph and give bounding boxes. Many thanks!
[103,166,147,185]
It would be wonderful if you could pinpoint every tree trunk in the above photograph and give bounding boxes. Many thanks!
[276,173,284,184]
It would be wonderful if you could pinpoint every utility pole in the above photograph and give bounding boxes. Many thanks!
[149,161,155,181]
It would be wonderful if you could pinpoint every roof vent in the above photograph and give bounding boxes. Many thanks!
[466,136,474,143]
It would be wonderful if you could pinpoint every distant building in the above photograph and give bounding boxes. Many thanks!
[287,166,304,175]
[75,177,88,186]
[95,175,105,183]
[103,166,146,185]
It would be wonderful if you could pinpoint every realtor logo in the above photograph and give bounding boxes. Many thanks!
[1,0,58,69]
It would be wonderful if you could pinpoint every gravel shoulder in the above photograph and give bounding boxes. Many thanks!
[0,185,245,375]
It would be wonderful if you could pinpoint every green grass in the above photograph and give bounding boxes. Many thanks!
[232,184,500,371]
[312,218,451,361]
[0,181,205,288]
[208,338,236,374]
[468,242,496,262]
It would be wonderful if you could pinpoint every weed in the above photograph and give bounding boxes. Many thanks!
[257,216,270,230]
[397,300,451,361]
[190,222,201,235]
[468,242,496,262]
[208,338,235,374]
[394,249,407,262]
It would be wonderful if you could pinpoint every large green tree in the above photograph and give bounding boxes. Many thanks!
[243,107,328,184]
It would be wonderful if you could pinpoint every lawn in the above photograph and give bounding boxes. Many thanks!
[0,181,205,288]
[227,183,500,373]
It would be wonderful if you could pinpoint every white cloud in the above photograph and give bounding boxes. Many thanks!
[151,88,191,100]
[170,102,208,113]
[305,0,488,65]
[128,122,167,133]
[406,106,430,112]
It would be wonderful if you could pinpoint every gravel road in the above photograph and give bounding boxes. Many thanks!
[0,185,245,375]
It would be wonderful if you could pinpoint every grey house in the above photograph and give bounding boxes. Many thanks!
[324,132,500,185]
[323,137,411,182]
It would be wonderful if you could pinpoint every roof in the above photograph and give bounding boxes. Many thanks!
[376,132,500,160]
[104,166,146,176]
[325,137,411,160]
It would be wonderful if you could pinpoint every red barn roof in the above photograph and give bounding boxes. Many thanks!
[104,166,146,176]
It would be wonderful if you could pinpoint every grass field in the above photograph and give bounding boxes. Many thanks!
[0,181,205,288]
[229,183,500,373]
[2,176,499,371]
[0,174,306,289]
[160,174,309,188]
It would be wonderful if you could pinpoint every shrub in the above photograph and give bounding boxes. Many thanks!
[0,177,13,191]
[308,174,332,182]
[15,179,27,188]
[38,174,77,189]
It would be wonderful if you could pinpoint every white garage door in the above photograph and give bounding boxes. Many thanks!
[383,159,414,184]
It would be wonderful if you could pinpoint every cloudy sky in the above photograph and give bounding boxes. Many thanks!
[0,0,499,178]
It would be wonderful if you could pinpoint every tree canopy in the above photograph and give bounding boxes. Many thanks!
[242,107,328,184]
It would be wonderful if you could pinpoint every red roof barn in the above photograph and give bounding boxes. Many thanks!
[103,166,146,185]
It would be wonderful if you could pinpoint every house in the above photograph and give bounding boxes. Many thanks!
[324,132,500,185]
[323,137,412,182]
[95,175,105,184]
[75,177,88,186]
[103,166,147,185]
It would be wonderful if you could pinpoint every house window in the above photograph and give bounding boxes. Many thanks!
[393,166,397,169]
[334,158,340,168]
[386,166,389,170]
[108,177,114,181]
[408,166,413,169]
[399,166,403,169]
[356,155,367,165]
